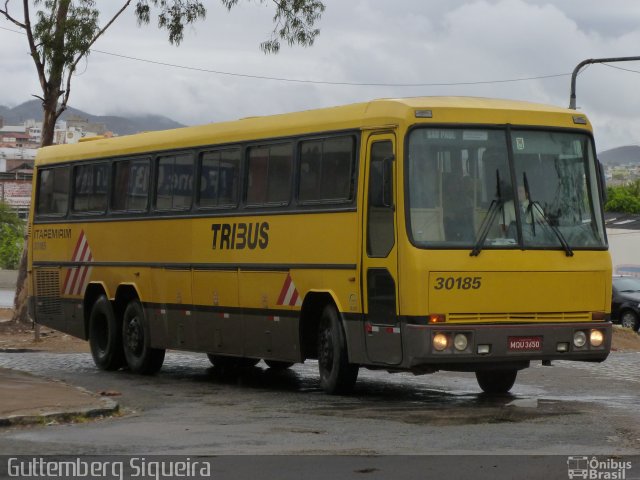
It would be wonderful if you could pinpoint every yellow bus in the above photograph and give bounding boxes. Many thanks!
[27,97,612,394]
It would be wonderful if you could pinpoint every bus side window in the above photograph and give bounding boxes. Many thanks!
[36,167,70,216]
[299,136,355,204]
[72,163,108,214]
[156,153,194,211]
[112,159,150,212]
[199,148,240,208]
[367,141,395,257]
[246,143,292,206]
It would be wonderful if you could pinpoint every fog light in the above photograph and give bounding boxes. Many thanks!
[433,333,448,351]
[477,344,490,355]
[556,342,569,352]
[573,331,587,348]
[590,329,604,347]
[453,333,468,351]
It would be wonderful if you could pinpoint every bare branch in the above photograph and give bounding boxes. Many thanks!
[60,1,133,113]
[0,0,27,28]
[20,0,48,94]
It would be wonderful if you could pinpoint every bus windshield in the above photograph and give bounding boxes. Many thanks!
[407,127,606,251]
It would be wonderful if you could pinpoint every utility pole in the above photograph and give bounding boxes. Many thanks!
[570,56,640,109]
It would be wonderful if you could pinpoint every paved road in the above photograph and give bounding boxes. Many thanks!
[0,349,638,460]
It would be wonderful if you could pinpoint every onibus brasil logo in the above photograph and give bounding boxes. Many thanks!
[567,456,633,479]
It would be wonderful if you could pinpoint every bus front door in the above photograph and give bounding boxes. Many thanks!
[362,133,402,365]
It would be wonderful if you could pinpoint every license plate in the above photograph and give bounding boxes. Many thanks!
[508,336,543,352]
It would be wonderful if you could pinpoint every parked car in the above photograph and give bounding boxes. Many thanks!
[611,276,640,331]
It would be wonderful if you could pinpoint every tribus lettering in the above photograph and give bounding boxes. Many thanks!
[211,222,269,250]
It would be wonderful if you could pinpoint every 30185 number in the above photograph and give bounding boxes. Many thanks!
[433,276,482,290]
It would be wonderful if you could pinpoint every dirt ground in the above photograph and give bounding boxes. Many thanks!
[0,308,89,353]
[1,308,638,354]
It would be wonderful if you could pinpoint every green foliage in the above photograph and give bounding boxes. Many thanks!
[33,0,100,72]
[135,0,207,45]
[605,180,640,214]
[1,0,324,145]
[135,0,324,49]
[0,203,24,270]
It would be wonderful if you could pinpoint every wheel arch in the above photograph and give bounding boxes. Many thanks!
[299,290,348,361]
[114,283,142,326]
[83,282,109,340]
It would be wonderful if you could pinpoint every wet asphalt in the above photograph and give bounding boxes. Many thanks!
[0,349,638,458]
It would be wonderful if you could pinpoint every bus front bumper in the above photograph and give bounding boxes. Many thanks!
[403,322,611,371]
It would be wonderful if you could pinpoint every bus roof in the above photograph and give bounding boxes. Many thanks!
[35,96,590,166]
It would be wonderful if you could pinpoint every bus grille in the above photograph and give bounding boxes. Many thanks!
[447,312,592,324]
[35,268,63,320]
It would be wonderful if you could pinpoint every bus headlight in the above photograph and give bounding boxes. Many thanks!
[590,329,604,347]
[433,333,448,351]
[453,333,468,351]
[573,331,587,348]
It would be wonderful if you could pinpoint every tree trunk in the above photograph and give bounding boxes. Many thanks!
[11,241,29,325]
[40,106,59,147]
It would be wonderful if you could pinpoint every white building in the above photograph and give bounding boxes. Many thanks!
[606,213,640,277]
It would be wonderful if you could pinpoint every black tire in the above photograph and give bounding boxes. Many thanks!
[620,310,639,331]
[475,369,518,394]
[88,295,126,371]
[122,300,165,374]
[264,359,294,370]
[207,354,259,368]
[317,304,358,394]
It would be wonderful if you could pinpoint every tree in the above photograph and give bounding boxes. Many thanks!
[0,0,325,147]
[0,203,24,270]
[606,180,640,214]
[1,0,324,324]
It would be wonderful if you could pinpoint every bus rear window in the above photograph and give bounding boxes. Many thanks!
[36,167,70,216]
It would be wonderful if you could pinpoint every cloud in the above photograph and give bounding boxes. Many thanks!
[2,0,640,150]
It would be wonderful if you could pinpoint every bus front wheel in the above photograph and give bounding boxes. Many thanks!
[317,304,358,394]
[122,300,165,374]
[88,295,125,371]
[475,369,517,394]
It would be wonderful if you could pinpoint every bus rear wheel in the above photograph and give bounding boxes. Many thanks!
[122,300,165,374]
[88,295,125,371]
[475,369,517,394]
[317,304,358,394]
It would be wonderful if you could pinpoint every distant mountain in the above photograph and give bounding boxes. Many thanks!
[0,100,185,135]
[599,145,640,166]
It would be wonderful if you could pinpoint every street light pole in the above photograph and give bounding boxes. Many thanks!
[569,56,640,109]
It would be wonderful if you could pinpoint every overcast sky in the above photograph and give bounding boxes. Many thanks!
[2,0,640,151]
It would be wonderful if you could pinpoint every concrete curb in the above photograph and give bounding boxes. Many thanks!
[0,367,120,428]
[0,395,119,428]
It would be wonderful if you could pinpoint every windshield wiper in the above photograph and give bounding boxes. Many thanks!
[527,201,573,256]
[471,170,503,257]
[523,172,574,257]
